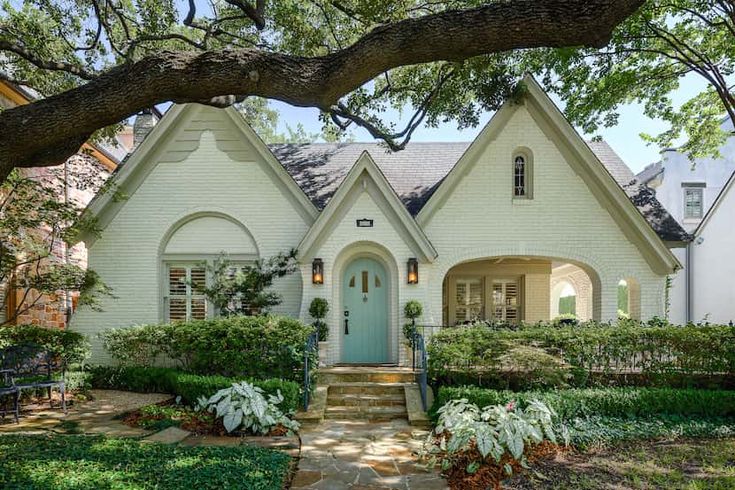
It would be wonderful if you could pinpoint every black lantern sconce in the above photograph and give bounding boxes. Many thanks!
[407,258,419,284]
[312,258,324,285]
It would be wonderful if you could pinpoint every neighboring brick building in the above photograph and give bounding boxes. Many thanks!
[0,80,123,328]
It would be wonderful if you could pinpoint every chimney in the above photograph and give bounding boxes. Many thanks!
[133,108,157,149]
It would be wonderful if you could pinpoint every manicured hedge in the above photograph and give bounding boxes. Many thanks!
[567,416,735,449]
[99,315,314,382]
[427,322,735,389]
[433,386,735,421]
[88,366,300,413]
[0,324,90,365]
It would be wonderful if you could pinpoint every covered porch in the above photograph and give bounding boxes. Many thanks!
[441,256,617,325]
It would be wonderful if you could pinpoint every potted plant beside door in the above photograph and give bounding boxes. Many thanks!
[309,298,330,367]
[403,300,423,368]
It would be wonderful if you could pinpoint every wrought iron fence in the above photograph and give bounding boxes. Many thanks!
[303,330,319,411]
[412,331,428,411]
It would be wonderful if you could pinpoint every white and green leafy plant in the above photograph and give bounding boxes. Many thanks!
[422,398,568,475]
[196,381,300,435]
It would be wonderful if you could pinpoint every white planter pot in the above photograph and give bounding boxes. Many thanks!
[318,341,330,367]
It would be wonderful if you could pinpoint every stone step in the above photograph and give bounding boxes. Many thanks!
[327,382,407,396]
[324,405,408,421]
[318,368,416,385]
[327,393,406,407]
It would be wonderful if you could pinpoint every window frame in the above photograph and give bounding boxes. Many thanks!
[160,253,258,322]
[512,149,533,200]
[682,184,705,220]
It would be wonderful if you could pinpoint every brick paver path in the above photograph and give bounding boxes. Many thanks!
[293,419,448,490]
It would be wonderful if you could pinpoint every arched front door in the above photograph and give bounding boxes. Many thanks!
[342,257,389,363]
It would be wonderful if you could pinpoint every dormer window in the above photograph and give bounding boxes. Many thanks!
[513,150,533,198]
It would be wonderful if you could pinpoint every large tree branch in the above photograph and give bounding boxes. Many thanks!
[0,40,97,80]
[0,0,644,180]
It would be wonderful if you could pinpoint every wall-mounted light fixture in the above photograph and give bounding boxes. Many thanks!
[312,258,324,285]
[407,258,418,284]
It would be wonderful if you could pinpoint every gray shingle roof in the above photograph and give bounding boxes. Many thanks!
[269,141,689,242]
[586,140,636,186]
[635,161,664,185]
[269,142,467,215]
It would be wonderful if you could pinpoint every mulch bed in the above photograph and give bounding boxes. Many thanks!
[121,399,289,437]
[434,441,565,490]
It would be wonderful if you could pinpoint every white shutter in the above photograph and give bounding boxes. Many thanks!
[167,265,207,321]
[455,278,483,324]
[189,266,207,320]
[492,280,520,323]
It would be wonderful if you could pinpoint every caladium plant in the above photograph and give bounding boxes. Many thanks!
[422,398,568,475]
[196,381,300,435]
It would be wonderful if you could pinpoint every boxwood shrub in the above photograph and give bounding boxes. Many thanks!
[0,324,90,365]
[88,366,300,413]
[428,322,735,389]
[433,386,735,421]
[99,315,314,382]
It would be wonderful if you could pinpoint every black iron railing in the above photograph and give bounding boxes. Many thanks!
[303,330,319,411]
[412,331,428,411]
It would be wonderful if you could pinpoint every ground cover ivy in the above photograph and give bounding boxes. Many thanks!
[0,434,291,489]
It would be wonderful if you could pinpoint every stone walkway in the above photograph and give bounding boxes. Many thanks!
[0,389,169,436]
[293,420,448,490]
[0,389,300,455]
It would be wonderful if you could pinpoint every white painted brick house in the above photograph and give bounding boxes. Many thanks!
[71,76,687,365]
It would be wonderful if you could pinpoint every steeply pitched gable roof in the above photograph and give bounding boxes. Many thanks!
[271,142,465,215]
[297,151,437,262]
[77,104,318,245]
[271,140,687,243]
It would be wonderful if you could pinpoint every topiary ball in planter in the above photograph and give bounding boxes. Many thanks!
[309,298,330,342]
[404,300,423,321]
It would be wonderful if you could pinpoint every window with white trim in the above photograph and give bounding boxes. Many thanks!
[455,278,483,324]
[513,152,532,198]
[166,264,207,321]
[492,279,520,323]
[683,186,704,219]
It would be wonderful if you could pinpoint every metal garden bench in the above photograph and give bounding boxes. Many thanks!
[0,343,67,423]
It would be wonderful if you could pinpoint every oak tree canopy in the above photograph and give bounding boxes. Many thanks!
[1,0,731,181]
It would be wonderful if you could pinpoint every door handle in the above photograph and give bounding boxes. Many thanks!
[344,318,349,335]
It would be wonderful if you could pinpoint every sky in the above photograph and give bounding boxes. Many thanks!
[267,75,708,174]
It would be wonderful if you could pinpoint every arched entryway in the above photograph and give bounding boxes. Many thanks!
[329,241,400,365]
[341,257,389,363]
[440,255,602,325]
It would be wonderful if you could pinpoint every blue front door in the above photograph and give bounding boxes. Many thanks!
[342,258,389,363]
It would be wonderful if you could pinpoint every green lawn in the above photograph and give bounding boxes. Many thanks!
[0,434,292,490]
[507,438,735,489]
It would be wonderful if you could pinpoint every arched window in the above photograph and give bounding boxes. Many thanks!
[513,151,533,198]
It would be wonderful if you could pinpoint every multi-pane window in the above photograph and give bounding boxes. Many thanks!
[513,155,528,197]
[683,186,704,219]
[492,280,520,323]
[166,264,207,321]
[455,278,483,324]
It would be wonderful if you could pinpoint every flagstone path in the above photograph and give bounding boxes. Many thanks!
[0,389,169,436]
[292,420,448,490]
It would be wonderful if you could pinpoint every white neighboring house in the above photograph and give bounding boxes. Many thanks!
[636,117,735,324]
[70,76,687,366]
